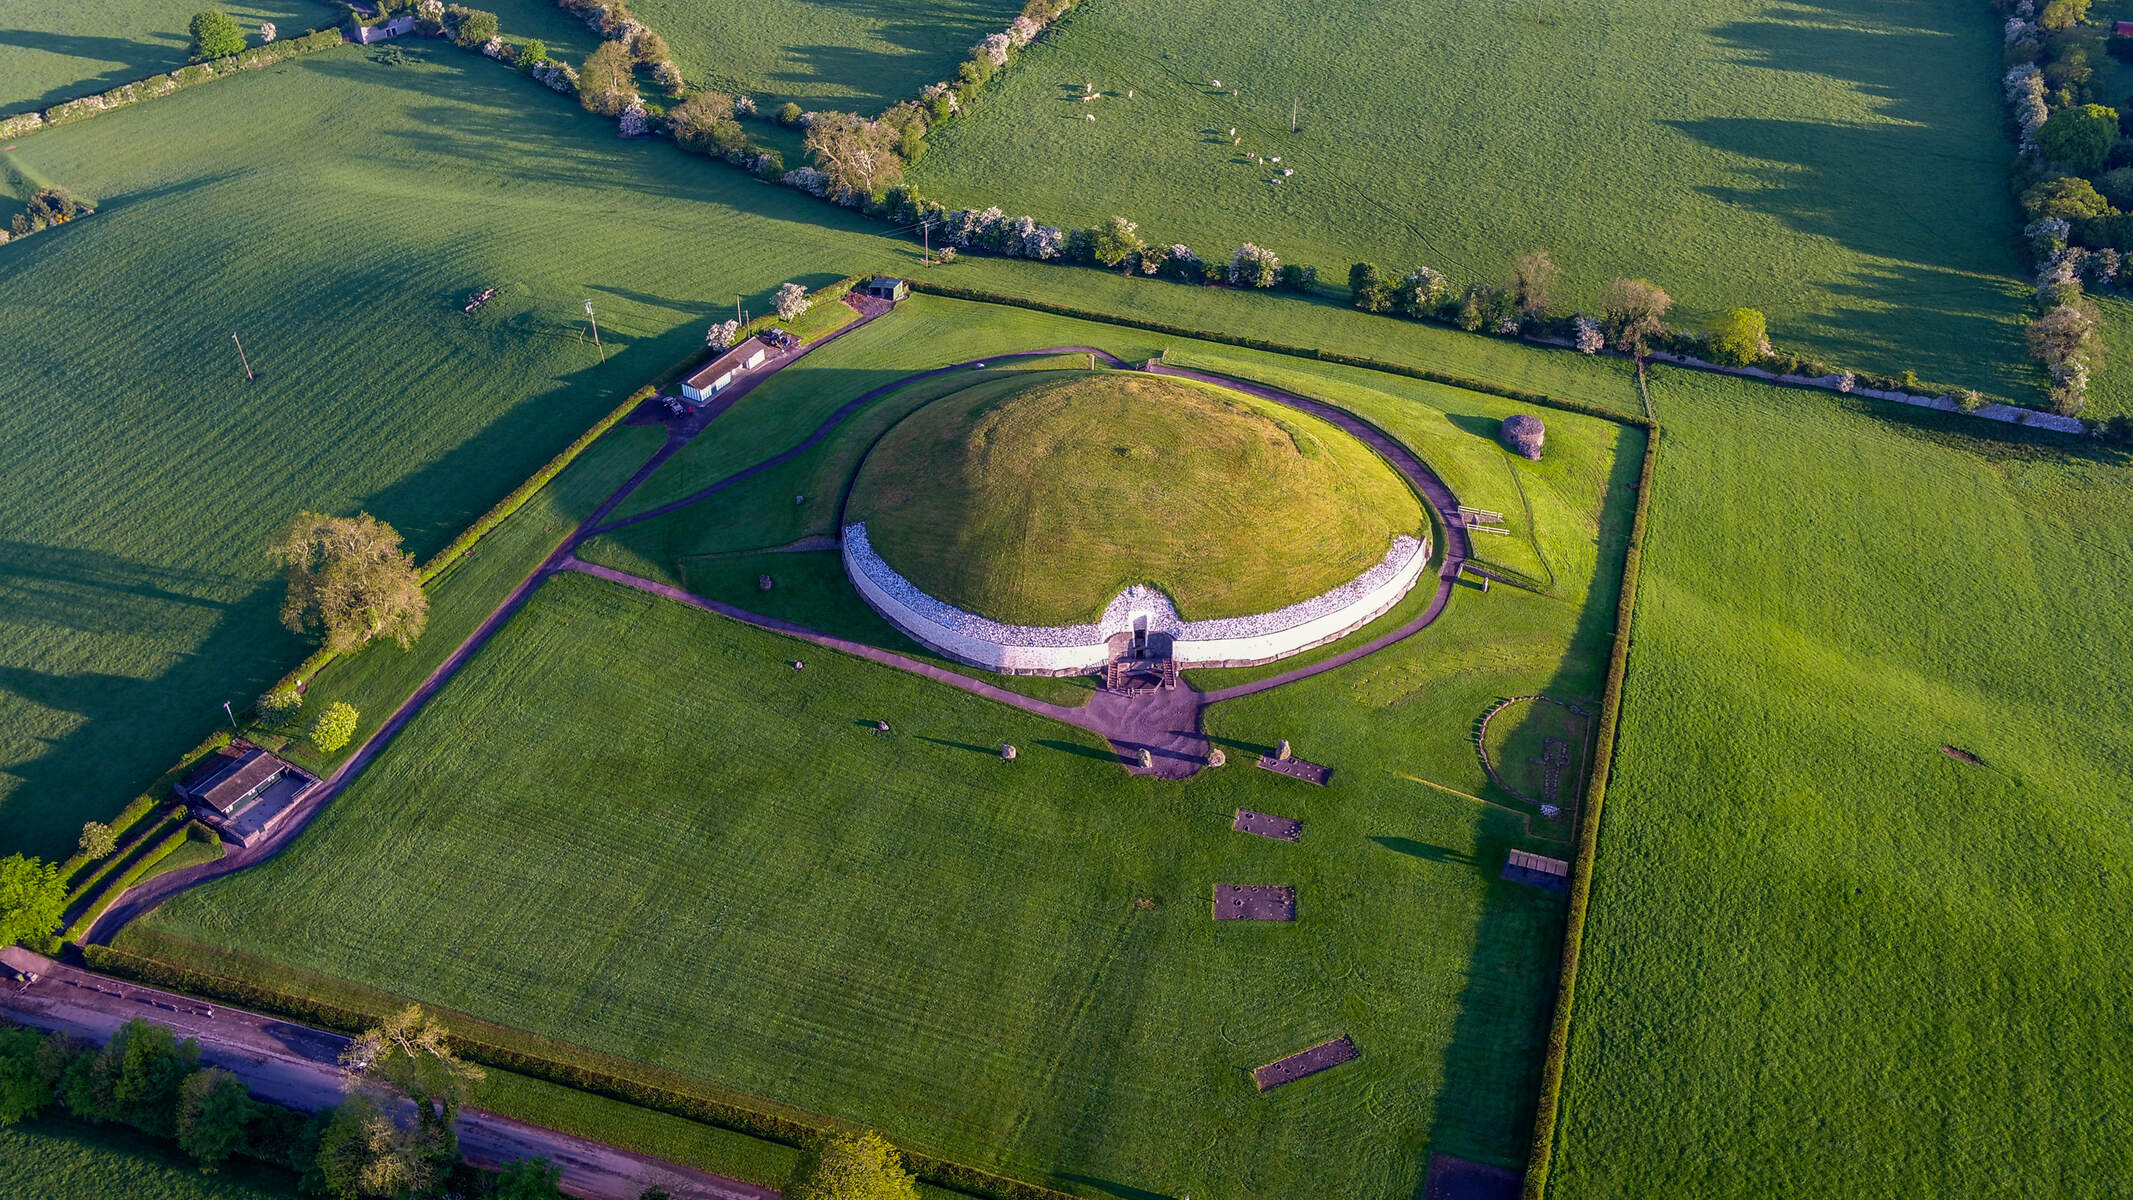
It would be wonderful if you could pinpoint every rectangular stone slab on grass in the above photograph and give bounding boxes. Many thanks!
[1232,809,1302,841]
[1252,1035,1359,1091]
[1213,884,1295,921]
[1256,755,1332,785]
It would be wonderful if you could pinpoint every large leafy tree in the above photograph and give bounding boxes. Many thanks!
[1704,307,1770,366]
[269,512,428,653]
[0,855,65,949]
[339,1005,482,1187]
[787,1132,920,1200]
[0,1027,55,1126]
[176,1068,260,1166]
[1600,277,1672,356]
[189,10,247,60]
[805,112,905,197]
[2037,104,2121,174]
[577,40,637,117]
[1089,216,1144,269]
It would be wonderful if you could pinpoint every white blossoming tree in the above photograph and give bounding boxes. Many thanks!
[774,282,810,321]
[1228,243,1281,288]
[1574,315,1604,354]
[259,21,276,43]
[705,319,739,349]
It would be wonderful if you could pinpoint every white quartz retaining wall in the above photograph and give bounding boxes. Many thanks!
[843,522,1431,675]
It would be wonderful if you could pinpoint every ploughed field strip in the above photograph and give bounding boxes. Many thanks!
[1232,809,1302,841]
[1502,849,1570,894]
[1252,1035,1360,1092]
[1213,884,1296,921]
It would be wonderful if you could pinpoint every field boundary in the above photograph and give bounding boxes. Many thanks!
[0,28,348,138]
[1520,419,1659,1199]
[82,941,1081,1200]
[903,280,1655,431]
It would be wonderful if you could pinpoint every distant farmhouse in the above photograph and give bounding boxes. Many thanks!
[174,742,317,845]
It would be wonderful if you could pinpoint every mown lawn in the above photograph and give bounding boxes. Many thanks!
[912,0,2033,400]
[127,339,1639,1195]
[0,42,918,858]
[0,0,340,114]
[0,1112,302,1199]
[629,0,1024,112]
[1549,369,2133,1197]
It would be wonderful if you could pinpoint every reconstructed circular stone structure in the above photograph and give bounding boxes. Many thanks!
[842,371,1432,675]
[1501,412,1546,460]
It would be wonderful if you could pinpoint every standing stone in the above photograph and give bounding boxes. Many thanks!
[1208,747,1226,767]
[758,574,774,591]
[1501,413,1546,461]
[1275,739,1292,762]
[1001,743,1017,761]
[1137,748,1154,769]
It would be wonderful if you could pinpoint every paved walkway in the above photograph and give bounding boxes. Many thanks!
[0,954,774,1200]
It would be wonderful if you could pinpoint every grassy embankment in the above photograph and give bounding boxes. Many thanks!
[850,370,1421,623]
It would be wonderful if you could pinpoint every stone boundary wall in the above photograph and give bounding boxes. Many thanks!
[843,522,1430,675]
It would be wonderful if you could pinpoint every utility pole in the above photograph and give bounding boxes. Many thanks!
[231,332,253,381]
[1291,97,1299,134]
[222,700,237,730]
[583,299,605,362]
[922,218,931,259]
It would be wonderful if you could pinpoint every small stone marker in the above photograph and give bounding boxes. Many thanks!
[792,660,803,671]
[758,574,774,591]
[875,720,890,734]
[1233,810,1302,842]
[1001,743,1017,761]
[1275,739,1292,762]
[1137,747,1154,769]
[794,493,806,505]
[1212,884,1295,921]
[1208,747,1226,767]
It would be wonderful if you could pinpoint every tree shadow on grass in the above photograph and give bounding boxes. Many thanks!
[1370,836,1476,867]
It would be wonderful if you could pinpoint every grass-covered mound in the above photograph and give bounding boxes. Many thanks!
[846,370,1422,624]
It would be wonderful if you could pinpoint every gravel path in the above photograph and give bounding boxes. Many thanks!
[0,954,776,1200]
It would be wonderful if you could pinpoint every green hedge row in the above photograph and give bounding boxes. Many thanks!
[901,281,1651,431]
[56,795,165,888]
[1520,412,1662,1200]
[0,29,346,138]
[84,945,1080,1200]
[64,820,200,942]
[61,811,181,913]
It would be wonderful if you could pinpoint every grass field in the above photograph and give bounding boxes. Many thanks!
[0,1113,301,1199]
[630,0,1024,112]
[1548,371,2133,1197]
[912,0,2035,400]
[850,370,1421,623]
[0,0,340,114]
[0,42,923,859]
[123,318,1640,1196]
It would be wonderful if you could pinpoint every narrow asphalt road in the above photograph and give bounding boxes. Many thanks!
[0,953,776,1200]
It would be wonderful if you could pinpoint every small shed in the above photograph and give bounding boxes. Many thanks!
[864,277,909,303]
[174,743,317,844]
[681,341,768,402]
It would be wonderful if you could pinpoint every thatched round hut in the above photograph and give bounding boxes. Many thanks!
[1501,413,1546,460]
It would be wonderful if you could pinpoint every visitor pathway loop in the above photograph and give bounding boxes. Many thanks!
[0,950,775,1200]
[87,335,1471,931]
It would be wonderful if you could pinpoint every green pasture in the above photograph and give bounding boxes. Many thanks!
[0,1113,301,1199]
[630,0,1024,112]
[850,370,1421,623]
[913,0,2035,400]
[1550,370,2133,1198]
[126,326,1639,1195]
[0,0,340,115]
[0,42,922,859]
